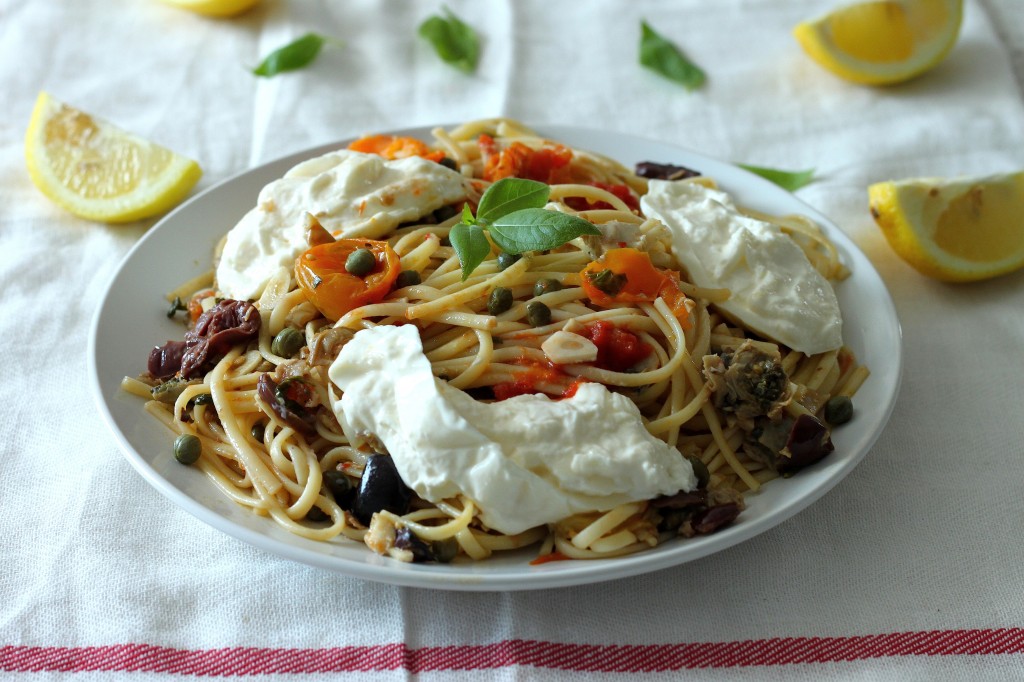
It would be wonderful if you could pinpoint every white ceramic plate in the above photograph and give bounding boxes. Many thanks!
[89,125,902,591]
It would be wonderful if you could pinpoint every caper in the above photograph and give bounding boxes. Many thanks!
[533,278,563,297]
[687,456,710,489]
[271,327,305,358]
[497,252,521,271]
[488,287,513,316]
[394,270,422,289]
[250,421,266,443]
[192,393,214,406]
[431,537,460,563]
[587,268,627,296]
[166,296,187,318]
[824,395,854,425]
[323,469,355,507]
[438,157,459,171]
[526,301,551,327]
[345,248,376,276]
[173,434,201,465]
[433,204,459,223]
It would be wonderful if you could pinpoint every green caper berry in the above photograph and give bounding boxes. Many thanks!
[166,296,187,318]
[824,395,854,425]
[322,469,354,502]
[250,421,266,443]
[173,434,201,465]
[431,537,459,563]
[395,270,422,289]
[687,456,710,489]
[488,287,514,316]
[192,393,214,406]
[497,252,521,270]
[345,248,376,276]
[526,301,551,327]
[271,327,305,358]
[533,278,563,297]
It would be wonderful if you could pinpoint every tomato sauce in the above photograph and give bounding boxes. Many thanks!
[580,320,652,373]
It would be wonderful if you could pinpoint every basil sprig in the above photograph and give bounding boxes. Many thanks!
[253,33,334,77]
[738,164,816,191]
[450,178,600,280]
[418,7,480,73]
[639,21,705,91]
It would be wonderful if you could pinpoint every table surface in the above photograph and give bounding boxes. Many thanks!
[2,0,1024,679]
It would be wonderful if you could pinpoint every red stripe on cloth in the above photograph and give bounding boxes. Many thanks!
[2,629,1024,675]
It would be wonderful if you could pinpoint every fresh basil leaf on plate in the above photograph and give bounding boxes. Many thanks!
[739,164,816,191]
[253,33,331,77]
[475,178,550,224]
[639,20,706,91]
[419,7,480,73]
[488,208,601,255]
[448,222,492,281]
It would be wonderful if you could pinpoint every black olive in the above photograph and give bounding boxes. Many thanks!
[352,454,411,526]
[777,414,834,474]
[394,527,434,562]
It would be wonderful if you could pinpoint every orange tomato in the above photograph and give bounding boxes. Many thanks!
[478,135,574,184]
[347,134,446,163]
[294,239,400,321]
[580,248,692,328]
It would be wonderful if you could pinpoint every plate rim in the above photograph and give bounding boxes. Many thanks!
[88,123,904,591]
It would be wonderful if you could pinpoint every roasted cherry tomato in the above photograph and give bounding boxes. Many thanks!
[295,239,400,321]
[478,134,574,184]
[580,248,692,328]
[347,134,445,163]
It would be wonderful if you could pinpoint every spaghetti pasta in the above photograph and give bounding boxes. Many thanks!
[130,118,868,565]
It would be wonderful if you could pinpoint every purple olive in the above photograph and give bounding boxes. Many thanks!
[777,414,834,474]
[353,454,411,526]
[691,503,742,535]
[394,527,434,562]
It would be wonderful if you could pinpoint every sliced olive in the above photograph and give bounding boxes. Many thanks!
[323,469,356,510]
[526,301,551,327]
[173,434,201,465]
[352,454,411,526]
[488,287,513,316]
[533,278,563,297]
[345,248,376,276]
[686,456,710,489]
[438,157,459,171]
[305,506,329,522]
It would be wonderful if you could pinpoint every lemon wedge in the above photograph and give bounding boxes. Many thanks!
[158,0,261,17]
[869,172,1024,282]
[25,92,201,224]
[793,0,963,85]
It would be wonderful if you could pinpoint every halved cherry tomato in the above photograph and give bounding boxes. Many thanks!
[294,239,400,321]
[564,182,640,213]
[478,135,574,184]
[580,248,692,328]
[347,134,446,163]
[579,320,652,373]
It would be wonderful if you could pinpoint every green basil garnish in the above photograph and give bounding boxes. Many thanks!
[475,177,550,223]
[448,222,492,281]
[418,7,480,73]
[738,164,816,191]
[253,33,331,77]
[639,21,705,91]
[488,208,600,255]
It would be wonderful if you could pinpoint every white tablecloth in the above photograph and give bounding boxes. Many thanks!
[3,0,1024,679]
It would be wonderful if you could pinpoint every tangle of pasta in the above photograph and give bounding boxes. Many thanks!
[125,118,869,564]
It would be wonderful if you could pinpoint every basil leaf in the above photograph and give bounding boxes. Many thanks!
[418,7,480,73]
[448,222,492,280]
[739,164,816,191]
[476,178,550,224]
[488,209,600,255]
[460,203,476,225]
[639,21,705,91]
[253,33,330,77]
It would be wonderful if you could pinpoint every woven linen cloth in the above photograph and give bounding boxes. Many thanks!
[2,0,1024,679]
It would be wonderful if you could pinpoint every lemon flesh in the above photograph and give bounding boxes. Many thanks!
[25,92,201,223]
[159,0,261,17]
[869,172,1024,282]
[794,0,962,85]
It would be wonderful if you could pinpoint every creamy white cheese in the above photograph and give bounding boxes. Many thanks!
[328,325,696,535]
[216,150,468,300]
[640,180,842,355]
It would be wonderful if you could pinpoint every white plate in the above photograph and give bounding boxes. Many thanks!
[89,125,902,591]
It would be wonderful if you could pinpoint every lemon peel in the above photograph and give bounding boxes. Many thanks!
[793,0,963,85]
[869,172,1024,282]
[25,91,201,224]
[158,0,261,18]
